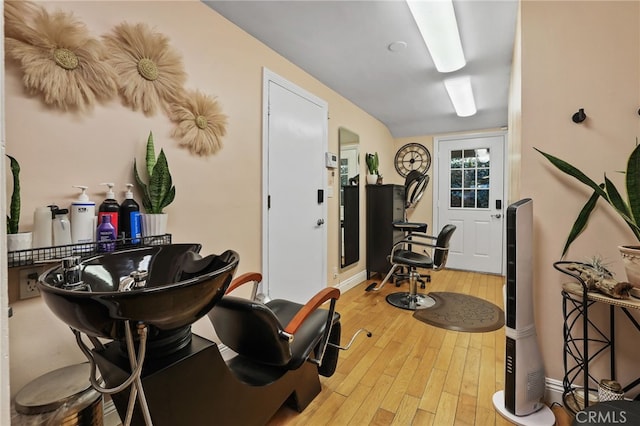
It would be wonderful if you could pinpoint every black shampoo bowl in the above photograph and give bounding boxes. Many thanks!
[38,244,239,350]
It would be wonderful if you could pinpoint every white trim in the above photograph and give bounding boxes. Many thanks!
[336,270,368,294]
[545,377,564,406]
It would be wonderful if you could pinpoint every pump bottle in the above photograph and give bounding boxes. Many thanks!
[97,215,116,252]
[119,184,141,244]
[50,205,72,246]
[98,183,120,239]
[70,186,96,250]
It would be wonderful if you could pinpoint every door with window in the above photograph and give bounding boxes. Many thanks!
[435,133,505,274]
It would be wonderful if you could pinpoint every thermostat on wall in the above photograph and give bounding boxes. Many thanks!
[325,152,338,168]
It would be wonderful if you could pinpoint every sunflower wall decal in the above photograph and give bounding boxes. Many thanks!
[4,1,118,111]
[169,90,228,156]
[103,22,187,116]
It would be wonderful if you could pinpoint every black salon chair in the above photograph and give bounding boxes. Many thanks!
[367,224,457,310]
[209,272,342,378]
[392,170,430,287]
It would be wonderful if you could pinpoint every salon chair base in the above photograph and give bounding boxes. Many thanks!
[94,333,323,426]
[386,292,436,310]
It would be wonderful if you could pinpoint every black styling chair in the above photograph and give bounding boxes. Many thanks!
[367,224,457,310]
[391,170,430,287]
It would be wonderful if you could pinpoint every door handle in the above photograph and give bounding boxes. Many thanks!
[317,219,325,226]
[491,214,502,219]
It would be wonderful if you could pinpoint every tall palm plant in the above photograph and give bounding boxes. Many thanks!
[536,144,640,256]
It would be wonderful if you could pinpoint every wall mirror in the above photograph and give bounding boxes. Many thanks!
[339,127,360,268]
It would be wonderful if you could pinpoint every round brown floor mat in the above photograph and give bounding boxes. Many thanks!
[412,292,505,333]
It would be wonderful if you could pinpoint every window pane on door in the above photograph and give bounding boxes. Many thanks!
[451,190,462,207]
[449,148,491,209]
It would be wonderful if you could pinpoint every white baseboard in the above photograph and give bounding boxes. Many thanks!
[336,269,367,293]
[545,377,564,405]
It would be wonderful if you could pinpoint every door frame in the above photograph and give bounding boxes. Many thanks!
[432,130,508,275]
[261,68,328,297]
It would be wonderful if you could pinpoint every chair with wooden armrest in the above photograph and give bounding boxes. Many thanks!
[208,272,343,377]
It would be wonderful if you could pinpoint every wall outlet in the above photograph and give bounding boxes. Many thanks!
[19,268,42,299]
[332,267,338,279]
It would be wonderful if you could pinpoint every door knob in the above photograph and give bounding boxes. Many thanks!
[317,219,325,226]
[491,214,502,219]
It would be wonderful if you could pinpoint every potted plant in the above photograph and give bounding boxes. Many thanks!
[365,152,379,185]
[536,144,640,285]
[6,155,32,264]
[134,131,175,237]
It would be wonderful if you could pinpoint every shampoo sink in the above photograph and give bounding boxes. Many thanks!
[38,244,239,355]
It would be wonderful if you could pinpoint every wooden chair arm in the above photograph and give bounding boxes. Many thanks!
[226,272,263,294]
[283,287,340,335]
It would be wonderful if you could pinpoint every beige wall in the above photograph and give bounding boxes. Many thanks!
[521,0,640,391]
[5,1,395,397]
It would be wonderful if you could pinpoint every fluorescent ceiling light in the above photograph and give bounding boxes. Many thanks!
[406,0,466,73]
[444,76,476,117]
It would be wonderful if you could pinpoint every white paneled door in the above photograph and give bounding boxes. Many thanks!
[263,70,328,304]
[435,133,506,274]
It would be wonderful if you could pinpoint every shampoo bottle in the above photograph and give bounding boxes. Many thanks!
[70,186,96,251]
[97,215,116,252]
[119,184,141,244]
[98,183,119,239]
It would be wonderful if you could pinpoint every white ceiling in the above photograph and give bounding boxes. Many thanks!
[203,0,518,138]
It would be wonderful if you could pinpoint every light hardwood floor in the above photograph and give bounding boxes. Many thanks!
[268,269,515,426]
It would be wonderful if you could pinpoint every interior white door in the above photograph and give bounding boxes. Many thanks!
[435,133,505,274]
[263,70,327,304]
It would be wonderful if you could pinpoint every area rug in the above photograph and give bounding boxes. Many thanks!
[412,292,505,333]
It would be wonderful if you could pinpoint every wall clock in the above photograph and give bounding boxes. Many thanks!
[394,143,431,177]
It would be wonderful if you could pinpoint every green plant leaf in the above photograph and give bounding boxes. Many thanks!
[134,159,152,213]
[145,131,156,179]
[535,148,607,199]
[562,189,600,257]
[604,174,631,218]
[148,150,174,213]
[603,175,640,239]
[133,132,175,214]
[6,155,20,234]
[627,143,640,226]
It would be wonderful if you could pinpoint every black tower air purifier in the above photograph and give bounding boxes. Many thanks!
[493,198,554,425]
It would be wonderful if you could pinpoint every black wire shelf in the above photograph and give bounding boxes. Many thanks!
[7,234,172,268]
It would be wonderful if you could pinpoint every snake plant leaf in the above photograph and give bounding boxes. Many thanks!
[145,131,156,179]
[603,174,640,239]
[6,155,20,234]
[133,159,152,213]
[535,148,607,199]
[538,144,640,254]
[134,132,175,214]
[604,175,631,219]
[148,150,175,213]
[562,189,600,257]
[627,144,640,226]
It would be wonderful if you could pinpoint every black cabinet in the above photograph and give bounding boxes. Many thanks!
[366,184,405,279]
